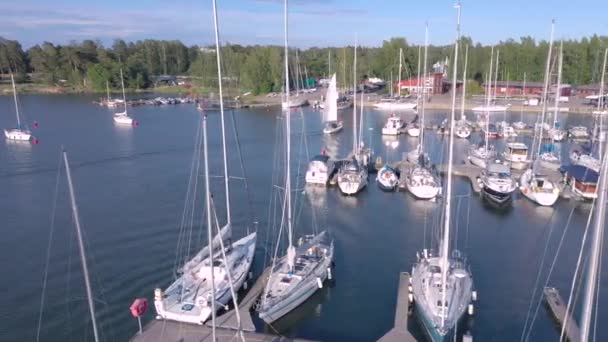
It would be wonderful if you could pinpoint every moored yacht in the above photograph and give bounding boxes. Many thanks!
[305,154,334,186]
[376,164,399,191]
[113,69,134,125]
[503,142,529,170]
[382,114,405,135]
[373,97,417,110]
[519,168,559,206]
[564,165,599,200]
[478,160,517,205]
[4,74,34,142]
[337,157,368,195]
[468,142,496,168]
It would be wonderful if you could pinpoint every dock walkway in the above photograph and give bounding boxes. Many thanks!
[544,287,580,342]
[377,272,417,342]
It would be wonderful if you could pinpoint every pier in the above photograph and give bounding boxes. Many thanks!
[132,267,318,342]
[377,272,417,342]
[543,287,580,342]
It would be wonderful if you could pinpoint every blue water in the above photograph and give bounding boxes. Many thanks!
[0,94,606,341]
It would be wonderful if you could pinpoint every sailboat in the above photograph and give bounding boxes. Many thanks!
[540,38,563,171]
[404,25,441,200]
[4,73,34,141]
[104,80,122,108]
[518,21,560,207]
[258,0,334,323]
[154,2,256,325]
[113,69,134,125]
[337,37,368,195]
[468,47,497,168]
[322,74,343,134]
[411,4,475,340]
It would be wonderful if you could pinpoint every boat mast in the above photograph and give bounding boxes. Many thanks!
[328,51,331,79]
[460,44,469,121]
[485,47,494,152]
[598,49,607,161]
[106,80,110,101]
[421,24,428,151]
[10,73,21,127]
[63,152,100,342]
[416,46,421,109]
[120,69,128,115]
[493,50,500,102]
[201,114,217,340]
[579,133,608,341]
[536,20,555,159]
[352,37,358,153]
[284,0,295,270]
[212,0,232,231]
[551,42,563,148]
[521,72,526,123]
[441,1,461,328]
[398,48,403,97]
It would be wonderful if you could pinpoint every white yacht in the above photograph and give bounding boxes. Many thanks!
[503,142,530,170]
[404,163,441,200]
[539,150,561,170]
[570,151,600,172]
[4,74,33,142]
[471,104,507,112]
[569,126,589,139]
[322,74,343,134]
[337,157,368,195]
[468,142,496,168]
[455,120,471,138]
[382,115,405,135]
[281,98,308,109]
[479,160,518,205]
[407,122,421,137]
[519,168,559,206]
[305,154,334,186]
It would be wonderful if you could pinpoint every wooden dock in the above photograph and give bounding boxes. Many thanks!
[377,272,417,342]
[132,266,318,342]
[543,287,580,342]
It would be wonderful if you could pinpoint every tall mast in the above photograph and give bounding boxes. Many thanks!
[106,80,110,101]
[551,42,563,147]
[580,135,608,341]
[201,115,217,340]
[441,1,461,328]
[63,152,100,342]
[421,24,429,151]
[10,73,21,127]
[493,50,500,101]
[536,20,555,159]
[284,0,295,266]
[398,48,403,97]
[328,51,331,79]
[416,46,421,109]
[352,37,358,153]
[521,72,526,123]
[598,49,608,161]
[212,0,232,229]
[460,44,469,121]
[120,68,128,115]
[485,47,494,153]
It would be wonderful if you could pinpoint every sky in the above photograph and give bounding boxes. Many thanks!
[0,0,607,48]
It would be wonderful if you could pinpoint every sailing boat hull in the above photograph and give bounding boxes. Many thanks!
[323,121,343,134]
[113,114,133,125]
[4,129,32,141]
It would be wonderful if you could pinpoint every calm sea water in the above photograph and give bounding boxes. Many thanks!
[0,94,606,342]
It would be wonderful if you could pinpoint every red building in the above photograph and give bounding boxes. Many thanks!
[396,73,447,95]
[484,81,544,96]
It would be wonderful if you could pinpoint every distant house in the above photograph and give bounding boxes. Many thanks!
[484,80,544,96]
[396,73,445,94]
[576,84,604,97]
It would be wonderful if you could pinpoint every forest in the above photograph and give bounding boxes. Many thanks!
[0,35,607,95]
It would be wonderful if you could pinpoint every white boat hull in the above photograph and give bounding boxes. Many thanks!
[323,122,343,134]
[113,115,133,125]
[4,129,32,141]
[407,127,420,137]
[406,183,440,199]
[373,102,417,110]
[338,177,367,195]
[519,170,559,206]
[472,105,507,112]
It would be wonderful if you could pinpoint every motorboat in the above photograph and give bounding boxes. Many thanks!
[502,142,530,170]
[563,165,599,200]
[570,151,601,172]
[382,114,405,135]
[569,126,589,139]
[305,154,334,186]
[478,160,517,205]
[376,164,399,191]
[373,97,417,110]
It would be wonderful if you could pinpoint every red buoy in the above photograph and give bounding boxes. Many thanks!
[130,298,148,318]
[33,139,39,145]
[33,121,39,128]
[133,121,139,127]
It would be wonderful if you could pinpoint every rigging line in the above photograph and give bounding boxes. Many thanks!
[65,207,75,340]
[525,204,577,341]
[210,198,246,342]
[592,230,603,342]
[36,151,64,342]
[229,109,257,235]
[186,116,203,272]
[560,200,596,342]
[263,118,282,268]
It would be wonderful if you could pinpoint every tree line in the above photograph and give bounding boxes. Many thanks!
[0,35,607,95]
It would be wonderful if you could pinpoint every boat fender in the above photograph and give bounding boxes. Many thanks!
[249,271,253,280]
[327,267,332,280]
[472,290,477,301]
[316,277,323,289]
[408,293,414,303]
[243,281,248,290]
[408,285,413,293]
[468,303,474,315]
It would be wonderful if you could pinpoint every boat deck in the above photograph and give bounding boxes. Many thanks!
[377,272,417,342]
[132,266,318,342]
[543,287,580,342]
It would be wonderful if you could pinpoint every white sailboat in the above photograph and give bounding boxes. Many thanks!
[322,74,343,134]
[472,48,506,113]
[337,37,368,195]
[113,69,134,125]
[540,41,564,171]
[258,1,334,323]
[154,2,256,326]
[411,4,474,340]
[4,73,34,141]
[519,21,560,207]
